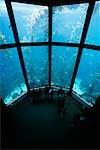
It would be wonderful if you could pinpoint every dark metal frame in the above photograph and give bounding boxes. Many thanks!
[0,0,100,98]
[10,0,100,6]
[48,2,52,87]
[5,0,30,93]
[0,42,100,51]
[69,1,96,94]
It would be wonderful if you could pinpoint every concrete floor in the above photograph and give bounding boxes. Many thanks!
[2,97,81,149]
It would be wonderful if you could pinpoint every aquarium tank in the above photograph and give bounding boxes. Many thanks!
[0,0,100,105]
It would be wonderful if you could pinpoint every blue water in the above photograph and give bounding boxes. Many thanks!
[0,0,100,105]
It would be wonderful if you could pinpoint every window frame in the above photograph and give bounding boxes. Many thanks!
[0,0,100,104]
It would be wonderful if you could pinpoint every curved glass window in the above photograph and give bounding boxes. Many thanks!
[52,46,78,89]
[85,1,100,46]
[12,2,48,42]
[0,0,15,44]
[22,46,48,88]
[73,49,100,105]
[52,3,88,43]
[0,48,27,105]
[0,1,99,106]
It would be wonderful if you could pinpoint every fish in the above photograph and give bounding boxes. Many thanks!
[95,73,100,75]
[0,32,6,44]
[89,74,94,77]
[73,78,86,96]
[8,24,11,28]
[85,53,89,56]
[37,79,40,83]
[4,50,13,58]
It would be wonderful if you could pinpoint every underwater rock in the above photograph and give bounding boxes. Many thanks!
[4,83,27,105]
[82,94,95,105]
[12,92,20,99]
[20,89,23,95]
[21,36,27,42]
[73,78,86,96]
[0,31,6,44]
[8,24,11,28]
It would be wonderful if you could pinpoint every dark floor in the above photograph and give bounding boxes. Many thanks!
[2,96,82,149]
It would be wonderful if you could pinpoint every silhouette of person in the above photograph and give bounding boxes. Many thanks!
[58,97,65,119]
[32,88,36,103]
[58,87,64,98]
[45,86,50,101]
[38,88,42,102]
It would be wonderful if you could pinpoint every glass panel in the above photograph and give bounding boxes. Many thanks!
[0,0,15,44]
[12,2,48,42]
[0,48,27,105]
[73,49,100,105]
[52,4,88,43]
[52,46,78,89]
[22,46,48,88]
[85,1,100,46]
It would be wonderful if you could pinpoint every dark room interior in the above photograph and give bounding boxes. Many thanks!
[0,0,100,149]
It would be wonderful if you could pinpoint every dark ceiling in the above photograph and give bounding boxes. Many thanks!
[11,0,97,6]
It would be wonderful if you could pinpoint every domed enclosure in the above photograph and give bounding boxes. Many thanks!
[0,0,100,106]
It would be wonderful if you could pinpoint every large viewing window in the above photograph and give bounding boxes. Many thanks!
[52,4,88,43]
[0,0,100,106]
[0,1,15,44]
[73,49,100,105]
[12,2,48,42]
[85,1,100,46]
[22,46,48,88]
[0,48,27,105]
[52,46,78,89]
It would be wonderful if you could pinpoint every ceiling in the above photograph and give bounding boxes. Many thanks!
[11,0,96,6]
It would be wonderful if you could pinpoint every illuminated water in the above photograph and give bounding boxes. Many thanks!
[0,0,100,105]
